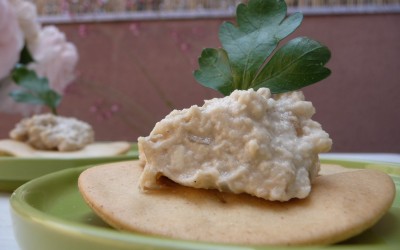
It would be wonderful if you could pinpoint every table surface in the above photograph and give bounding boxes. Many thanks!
[1,153,400,250]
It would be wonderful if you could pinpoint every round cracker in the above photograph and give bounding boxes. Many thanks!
[318,163,358,175]
[78,161,395,246]
[0,139,131,158]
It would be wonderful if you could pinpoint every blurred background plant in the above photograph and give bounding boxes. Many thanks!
[0,0,78,116]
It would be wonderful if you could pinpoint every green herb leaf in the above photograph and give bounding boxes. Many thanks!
[9,89,46,105]
[193,48,233,96]
[252,37,331,93]
[10,65,61,115]
[194,0,331,95]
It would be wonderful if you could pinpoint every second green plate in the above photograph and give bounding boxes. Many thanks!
[0,144,138,191]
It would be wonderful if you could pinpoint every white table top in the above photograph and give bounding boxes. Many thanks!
[1,153,399,250]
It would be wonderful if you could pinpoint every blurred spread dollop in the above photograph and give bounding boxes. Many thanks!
[10,113,94,152]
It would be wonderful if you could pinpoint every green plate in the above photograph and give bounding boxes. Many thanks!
[0,144,139,192]
[10,159,400,250]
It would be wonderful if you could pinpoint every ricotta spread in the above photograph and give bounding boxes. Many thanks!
[10,113,94,151]
[138,88,332,201]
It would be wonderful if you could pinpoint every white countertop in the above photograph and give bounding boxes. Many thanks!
[1,153,399,250]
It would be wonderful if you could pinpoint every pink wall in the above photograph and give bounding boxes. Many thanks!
[1,13,399,152]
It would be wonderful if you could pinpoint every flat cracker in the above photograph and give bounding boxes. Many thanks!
[78,161,395,246]
[318,163,358,175]
[0,139,131,158]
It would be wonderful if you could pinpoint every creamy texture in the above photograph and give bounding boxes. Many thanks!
[10,113,94,151]
[138,88,332,201]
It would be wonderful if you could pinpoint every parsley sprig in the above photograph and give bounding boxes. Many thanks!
[194,0,331,96]
[9,47,61,115]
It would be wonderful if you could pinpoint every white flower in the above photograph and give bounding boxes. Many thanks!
[0,0,79,116]
[28,26,79,93]
[9,0,41,44]
[0,0,24,80]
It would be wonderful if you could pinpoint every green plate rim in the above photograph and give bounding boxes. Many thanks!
[0,143,139,191]
[10,158,400,250]
[0,143,139,161]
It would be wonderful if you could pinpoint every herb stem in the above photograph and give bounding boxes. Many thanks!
[51,107,58,115]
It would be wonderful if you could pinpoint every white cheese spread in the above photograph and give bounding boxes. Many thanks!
[10,113,94,151]
[138,88,332,201]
